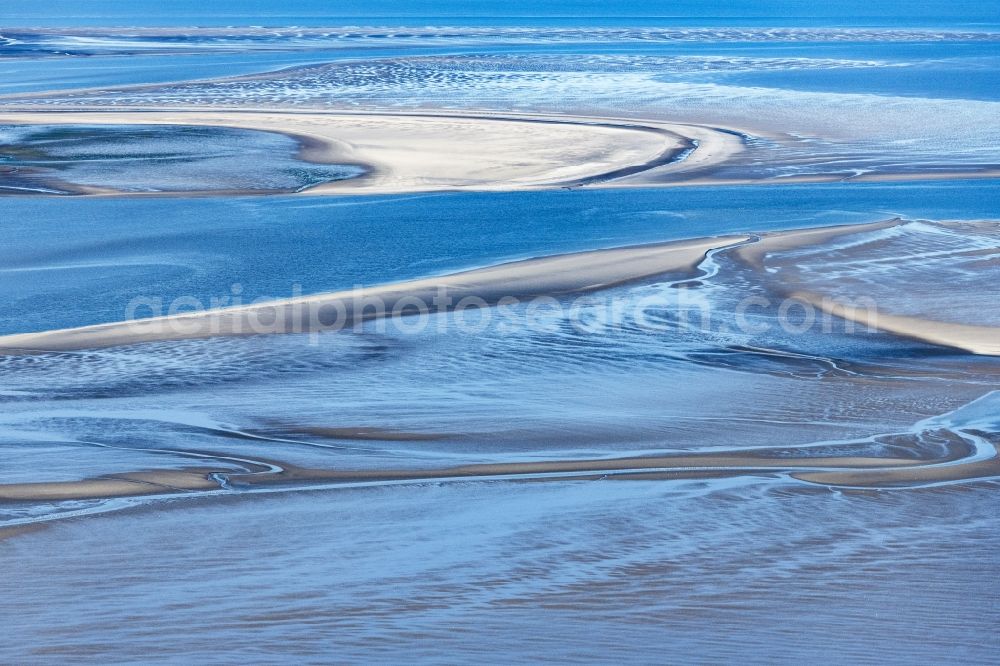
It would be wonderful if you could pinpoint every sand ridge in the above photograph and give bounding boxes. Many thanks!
[0,434,994,504]
[0,109,738,194]
[1,219,997,355]
[0,234,750,352]
[733,218,1000,356]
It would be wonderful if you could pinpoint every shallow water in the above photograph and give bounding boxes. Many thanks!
[4,480,999,663]
[2,190,998,662]
[3,0,999,28]
[1,7,999,663]
[0,124,361,194]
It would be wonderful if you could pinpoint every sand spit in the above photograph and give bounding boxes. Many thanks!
[2,108,991,193]
[0,434,992,503]
[0,235,748,353]
[792,453,1000,488]
[790,292,1000,356]
[1,218,996,355]
[0,110,737,195]
[0,469,222,502]
[733,218,1000,356]
[733,218,905,268]
[644,169,1000,188]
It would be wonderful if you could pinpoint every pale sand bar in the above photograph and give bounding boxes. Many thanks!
[0,235,749,353]
[0,110,739,194]
[734,219,1000,356]
[2,108,989,193]
[1,219,997,355]
[1,438,993,503]
[789,292,1000,356]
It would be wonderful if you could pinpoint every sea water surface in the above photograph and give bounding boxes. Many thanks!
[2,182,999,662]
[8,35,999,183]
[0,124,362,194]
[1,181,998,334]
[1,5,999,663]
[3,0,999,28]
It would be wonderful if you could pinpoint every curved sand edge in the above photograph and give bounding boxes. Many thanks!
[733,217,905,268]
[1,435,993,503]
[732,218,1000,357]
[788,291,1000,356]
[1,219,996,356]
[0,235,750,353]
[0,109,739,195]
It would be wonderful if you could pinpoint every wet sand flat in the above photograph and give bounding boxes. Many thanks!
[1,427,994,503]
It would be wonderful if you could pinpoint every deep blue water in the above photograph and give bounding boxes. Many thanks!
[7,40,1000,101]
[2,179,997,334]
[0,51,382,95]
[3,0,998,28]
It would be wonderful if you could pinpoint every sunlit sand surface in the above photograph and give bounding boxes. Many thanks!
[0,110,737,195]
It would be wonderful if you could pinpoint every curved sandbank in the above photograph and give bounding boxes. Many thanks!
[733,218,1000,357]
[788,292,1000,356]
[0,234,750,353]
[1,219,996,355]
[2,108,994,192]
[733,218,905,269]
[0,431,994,503]
[0,110,740,195]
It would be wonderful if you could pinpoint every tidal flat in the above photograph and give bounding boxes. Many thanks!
[1,2,998,662]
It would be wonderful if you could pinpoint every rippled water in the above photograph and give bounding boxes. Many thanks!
[1,181,998,334]
[4,479,998,662]
[6,34,1000,183]
[0,124,362,194]
[1,9,999,663]
[2,186,998,661]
